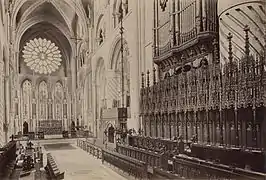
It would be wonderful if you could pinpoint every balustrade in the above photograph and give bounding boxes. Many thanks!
[117,143,161,168]
[77,139,102,159]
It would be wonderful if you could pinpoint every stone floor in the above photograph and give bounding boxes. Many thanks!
[19,139,128,180]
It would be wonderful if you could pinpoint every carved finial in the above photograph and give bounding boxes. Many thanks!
[227,33,233,63]
[141,72,145,88]
[153,67,156,85]
[244,25,250,57]
[201,44,206,53]
[189,49,195,57]
[147,70,150,87]
[181,54,186,64]
[212,39,219,63]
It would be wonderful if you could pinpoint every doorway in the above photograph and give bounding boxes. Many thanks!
[108,125,115,143]
[23,121,29,135]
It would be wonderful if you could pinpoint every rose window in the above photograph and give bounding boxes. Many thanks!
[22,38,62,74]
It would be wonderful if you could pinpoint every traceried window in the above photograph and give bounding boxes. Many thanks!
[22,38,62,75]
[22,80,32,121]
[54,82,63,120]
[39,81,48,120]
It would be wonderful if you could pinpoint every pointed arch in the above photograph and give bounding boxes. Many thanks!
[95,57,106,119]
[109,37,131,107]
[12,0,88,37]
[18,0,71,31]
[21,80,32,123]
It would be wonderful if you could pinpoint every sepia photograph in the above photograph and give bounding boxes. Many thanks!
[0,0,265,179]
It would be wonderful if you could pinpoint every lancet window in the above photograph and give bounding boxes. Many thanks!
[54,82,63,120]
[22,80,32,122]
[39,81,48,120]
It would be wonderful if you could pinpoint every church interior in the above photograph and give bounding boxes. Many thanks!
[0,0,265,179]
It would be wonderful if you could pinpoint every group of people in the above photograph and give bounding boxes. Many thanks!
[15,141,35,171]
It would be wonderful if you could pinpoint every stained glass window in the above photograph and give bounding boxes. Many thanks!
[55,82,63,120]
[39,81,48,120]
[22,80,32,121]
[22,38,62,74]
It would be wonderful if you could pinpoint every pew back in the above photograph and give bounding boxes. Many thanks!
[102,149,148,179]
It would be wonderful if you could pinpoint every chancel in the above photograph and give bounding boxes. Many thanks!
[0,0,265,179]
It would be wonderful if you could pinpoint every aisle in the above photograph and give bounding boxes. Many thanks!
[41,140,127,180]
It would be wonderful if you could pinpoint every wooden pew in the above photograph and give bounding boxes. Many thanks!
[117,143,161,168]
[102,149,148,179]
[167,154,266,180]
[77,139,102,159]
[116,142,266,180]
[45,153,64,180]
[190,144,266,173]
[128,135,183,153]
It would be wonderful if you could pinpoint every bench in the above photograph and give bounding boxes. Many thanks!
[45,153,64,180]
[102,149,148,179]
[116,143,266,180]
[190,144,266,173]
[117,143,161,167]
[77,139,102,159]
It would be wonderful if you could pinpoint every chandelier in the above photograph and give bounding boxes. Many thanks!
[22,38,62,75]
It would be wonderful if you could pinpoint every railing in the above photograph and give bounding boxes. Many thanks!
[102,149,148,179]
[117,143,161,168]
[77,139,102,159]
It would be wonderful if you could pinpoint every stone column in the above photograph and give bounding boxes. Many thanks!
[126,0,141,131]
[92,79,97,137]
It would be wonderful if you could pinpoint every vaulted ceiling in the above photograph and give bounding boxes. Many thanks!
[12,0,92,76]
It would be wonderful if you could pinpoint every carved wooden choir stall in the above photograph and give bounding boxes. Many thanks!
[116,0,266,179]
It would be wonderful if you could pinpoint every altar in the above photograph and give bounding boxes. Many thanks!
[38,120,63,135]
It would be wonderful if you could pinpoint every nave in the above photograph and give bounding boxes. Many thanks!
[4,138,130,180]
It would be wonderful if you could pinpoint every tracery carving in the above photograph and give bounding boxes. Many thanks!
[22,38,62,74]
